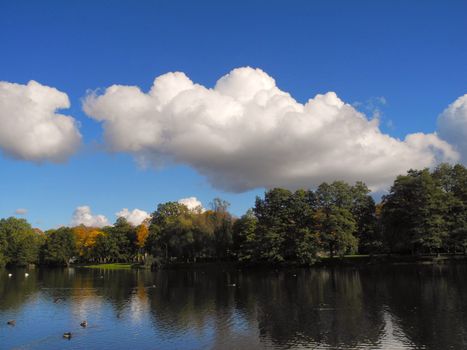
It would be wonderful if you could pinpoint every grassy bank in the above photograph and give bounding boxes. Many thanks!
[82,263,133,269]
[77,255,467,270]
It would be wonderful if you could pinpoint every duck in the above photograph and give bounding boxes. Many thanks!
[24,273,29,277]
[63,332,72,339]
[7,320,16,326]
[8,273,12,277]
[80,320,88,328]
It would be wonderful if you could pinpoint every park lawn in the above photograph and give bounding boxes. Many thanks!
[83,263,133,269]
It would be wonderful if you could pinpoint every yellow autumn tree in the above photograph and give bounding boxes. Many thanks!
[135,224,149,249]
[73,225,105,260]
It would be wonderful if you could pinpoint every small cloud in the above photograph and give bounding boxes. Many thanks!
[71,206,109,228]
[116,208,150,226]
[371,108,382,120]
[178,197,205,212]
[376,96,387,105]
[15,208,28,215]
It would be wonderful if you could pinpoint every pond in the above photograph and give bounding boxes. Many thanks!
[1,263,467,349]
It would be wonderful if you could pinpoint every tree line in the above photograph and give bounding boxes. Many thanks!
[0,163,466,267]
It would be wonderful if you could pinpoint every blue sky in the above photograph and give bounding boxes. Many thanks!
[0,0,466,229]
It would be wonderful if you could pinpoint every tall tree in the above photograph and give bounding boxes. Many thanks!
[254,188,293,263]
[254,188,318,264]
[42,227,77,266]
[382,169,448,254]
[314,182,358,257]
[232,209,258,262]
[148,202,195,262]
[351,182,379,253]
[0,217,41,266]
[433,164,467,253]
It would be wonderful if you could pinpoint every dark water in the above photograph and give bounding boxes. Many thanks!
[1,263,467,350]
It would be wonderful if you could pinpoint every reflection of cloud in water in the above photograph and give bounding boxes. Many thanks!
[3,265,467,349]
[379,308,418,350]
[70,275,104,321]
[129,281,150,323]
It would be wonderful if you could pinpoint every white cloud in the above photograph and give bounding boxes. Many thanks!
[178,197,205,212]
[71,206,109,228]
[14,208,28,215]
[437,94,467,163]
[116,208,150,226]
[83,67,459,192]
[0,80,81,162]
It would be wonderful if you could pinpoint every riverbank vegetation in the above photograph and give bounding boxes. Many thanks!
[0,163,466,268]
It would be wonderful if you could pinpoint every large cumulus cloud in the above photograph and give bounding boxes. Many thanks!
[437,94,467,163]
[178,197,205,212]
[116,208,150,226]
[0,80,81,162]
[71,206,109,228]
[83,67,459,191]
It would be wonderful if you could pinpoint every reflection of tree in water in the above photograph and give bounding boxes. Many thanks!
[0,268,40,312]
[378,263,467,350]
[147,267,241,336]
[146,267,386,348]
[0,268,155,319]
[249,267,385,348]
[3,265,467,349]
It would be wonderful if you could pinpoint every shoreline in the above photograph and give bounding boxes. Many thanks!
[5,255,467,271]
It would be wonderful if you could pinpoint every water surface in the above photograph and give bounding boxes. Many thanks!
[1,263,467,349]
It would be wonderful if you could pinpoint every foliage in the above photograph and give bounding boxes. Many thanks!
[42,227,76,266]
[382,169,449,254]
[0,217,41,266]
[1,164,467,267]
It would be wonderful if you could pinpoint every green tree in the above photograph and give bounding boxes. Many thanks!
[232,209,258,261]
[351,182,379,253]
[381,169,448,254]
[433,164,467,253]
[0,217,41,266]
[148,202,195,262]
[103,217,135,261]
[42,227,76,266]
[254,188,293,263]
[91,232,119,263]
[254,188,318,264]
[314,182,358,257]
[208,198,233,259]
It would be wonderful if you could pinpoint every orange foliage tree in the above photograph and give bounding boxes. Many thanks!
[72,225,105,260]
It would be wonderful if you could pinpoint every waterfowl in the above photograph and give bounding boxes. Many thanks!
[80,321,88,328]
[24,273,29,277]
[7,320,16,326]
[8,273,12,277]
[227,283,236,287]
[63,332,72,339]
